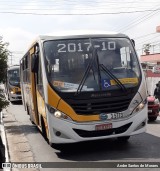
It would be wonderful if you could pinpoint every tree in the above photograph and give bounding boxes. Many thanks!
[0,37,9,112]
[0,38,9,82]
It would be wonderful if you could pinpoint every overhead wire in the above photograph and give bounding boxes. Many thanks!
[136,35,160,46]
[0,8,160,15]
[116,7,160,32]
[1,0,160,57]
[133,32,157,39]
[0,0,160,14]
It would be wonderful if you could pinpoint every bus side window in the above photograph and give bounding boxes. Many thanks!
[26,54,30,83]
[37,53,44,97]
[23,57,26,83]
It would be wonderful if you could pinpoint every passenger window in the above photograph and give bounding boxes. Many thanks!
[37,52,44,97]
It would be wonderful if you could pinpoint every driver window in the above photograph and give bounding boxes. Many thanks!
[35,46,44,97]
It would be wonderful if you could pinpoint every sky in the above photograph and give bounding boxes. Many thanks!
[0,0,160,65]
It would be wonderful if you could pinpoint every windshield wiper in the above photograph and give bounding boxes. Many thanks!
[100,64,127,92]
[75,54,94,95]
[95,49,102,91]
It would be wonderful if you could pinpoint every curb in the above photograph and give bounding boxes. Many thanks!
[0,112,10,171]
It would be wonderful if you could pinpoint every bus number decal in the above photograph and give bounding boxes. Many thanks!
[68,43,76,52]
[57,44,66,53]
[57,41,116,53]
[108,42,116,50]
[77,43,83,52]
[84,42,92,51]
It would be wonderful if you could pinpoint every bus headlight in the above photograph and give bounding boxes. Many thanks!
[46,104,72,121]
[10,91,14,94]
[54,111,62,118]
[54,110,72,121]
[132,99,147,114]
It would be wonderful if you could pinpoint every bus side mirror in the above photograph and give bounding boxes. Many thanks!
[131,39,135,46]
[31,54,39,73]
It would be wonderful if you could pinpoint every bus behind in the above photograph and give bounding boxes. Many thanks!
[6,65,22,102]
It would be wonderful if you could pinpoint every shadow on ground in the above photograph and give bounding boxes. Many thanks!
[148,119,160,124]
[5,124,39,135]
[0,136,5,166]
[54,133,160,161]
[10,101,23,105]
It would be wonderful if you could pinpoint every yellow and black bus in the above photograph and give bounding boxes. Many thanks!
[5,65,22,102]
[20,31,148,145]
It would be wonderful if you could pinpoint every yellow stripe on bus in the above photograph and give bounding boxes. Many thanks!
[37,90,46,118]
[110,77,138,85]
[57,99,100,122]
[48,84,61,108]
[48,84,100,122]
[12,87,21,93]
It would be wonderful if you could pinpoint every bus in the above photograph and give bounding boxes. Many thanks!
[5,65,22,102]
[20,31,148,145]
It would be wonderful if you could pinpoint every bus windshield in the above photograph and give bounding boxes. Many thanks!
[8,69,20,87]
[44,38,141,93]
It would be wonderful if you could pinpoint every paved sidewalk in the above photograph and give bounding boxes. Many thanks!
[3,109,39,171]
[0,112,5,170]
[0,83,39,171]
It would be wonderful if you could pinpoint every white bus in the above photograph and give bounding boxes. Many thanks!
[20,31,148,145]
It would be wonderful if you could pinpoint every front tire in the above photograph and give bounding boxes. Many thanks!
[50,143,68,151]
[41,117,47,141]
[149,117,157,122]
[7,93,10,101]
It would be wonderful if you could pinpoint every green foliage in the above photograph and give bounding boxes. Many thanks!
[0,38,9,83]
[0,88,9,112]
[0,38,9,111]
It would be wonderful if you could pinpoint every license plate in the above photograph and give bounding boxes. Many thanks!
[107,112,124,120]
[95,123,112,131]
[148,110,152,113]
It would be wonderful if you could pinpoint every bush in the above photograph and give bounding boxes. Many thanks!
[0,38,9,112]
[0,88,9,112]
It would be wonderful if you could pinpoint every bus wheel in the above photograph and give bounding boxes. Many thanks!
[149,117,157,122]
[26,105,29,115]
[50,143,67,150]
[117,136,130,142]
[41,117,47,141]
[8,94,10,101]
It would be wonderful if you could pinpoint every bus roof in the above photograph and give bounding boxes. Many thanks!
[36,30,129,41]
[8,65,20,71]
[25,30,130,56]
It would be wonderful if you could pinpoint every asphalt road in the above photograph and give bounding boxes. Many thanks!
[5,101,160,171]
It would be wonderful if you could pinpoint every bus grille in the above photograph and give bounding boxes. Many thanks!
[16,92,21,95]
[68,97,132,115]
[73,123,132,138]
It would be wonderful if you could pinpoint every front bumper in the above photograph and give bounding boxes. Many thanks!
[47,105,148,144]
[9,93,22,101]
